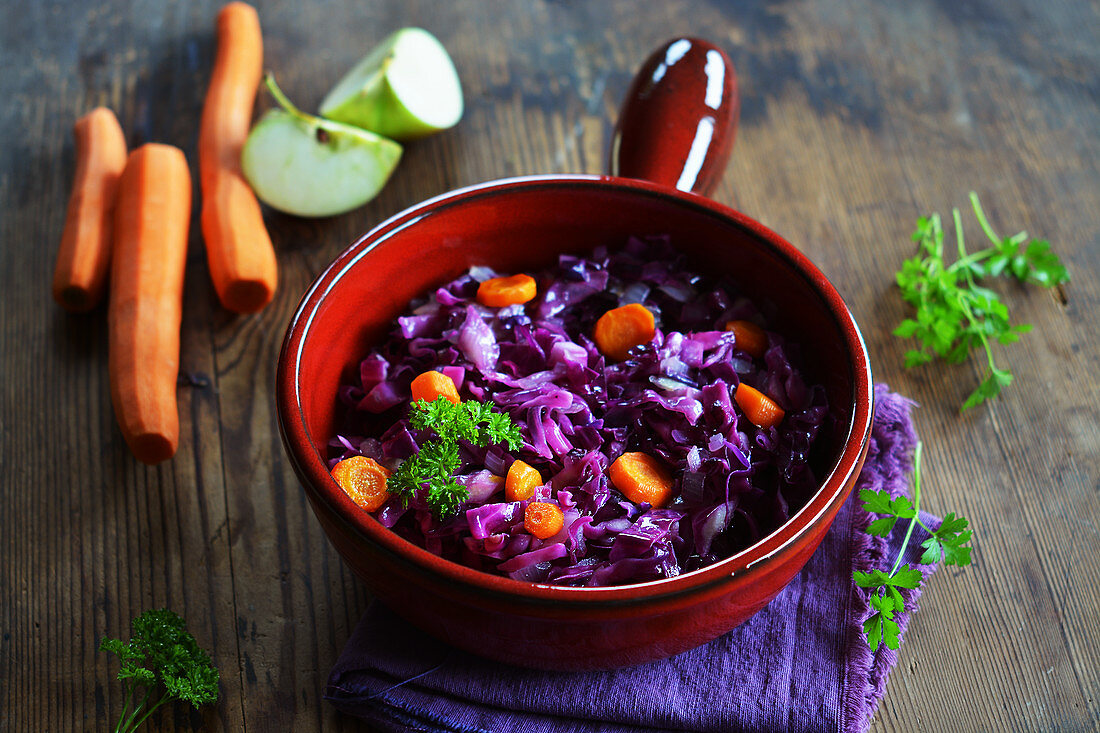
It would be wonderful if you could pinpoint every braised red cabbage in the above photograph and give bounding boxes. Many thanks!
[330,236,828,586]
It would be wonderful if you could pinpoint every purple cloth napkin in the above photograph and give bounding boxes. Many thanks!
[326,386,937,733]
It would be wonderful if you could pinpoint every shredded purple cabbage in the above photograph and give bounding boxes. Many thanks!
[329,236,828,586]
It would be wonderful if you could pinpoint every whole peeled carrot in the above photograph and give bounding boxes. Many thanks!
[109,144,191,464]
[199,1,277,313]
[52,107,127,312]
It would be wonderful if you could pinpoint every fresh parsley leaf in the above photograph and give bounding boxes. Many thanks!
[486,410,523,451]
[894,193,1068,409]
[864,591,902,651]
[100,609,218,732]
[854,442,974,652]
[859,489,915,536]
[859,488,916,518]
[919,513,973,566]
[852,569,885,588]
[388,396,524,518]
[886,565,924,590]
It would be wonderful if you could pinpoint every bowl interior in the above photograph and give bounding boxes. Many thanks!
[286,177,867,588]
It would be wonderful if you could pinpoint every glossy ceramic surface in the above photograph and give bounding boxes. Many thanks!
[276,39,873,670]
[610,38,738,196]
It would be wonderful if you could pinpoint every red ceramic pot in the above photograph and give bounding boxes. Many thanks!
[277,39,873,671]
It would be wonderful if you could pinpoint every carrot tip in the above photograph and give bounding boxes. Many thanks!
[55,285,93,313]
[221,278,275,313]
[128,432,176,465]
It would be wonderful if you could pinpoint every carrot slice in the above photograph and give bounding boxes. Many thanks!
[735,383,785,429]
[506,459,542,502]
[108,144,191,464]
[594,303,656,361]
[524,501,564,539]
[609,452,674,508]
[53,107,128,312]
[410,370,461,404]
[331,455,391,512]
[477,274,537,307]
[724,320,768,358]
[199,2,278,313]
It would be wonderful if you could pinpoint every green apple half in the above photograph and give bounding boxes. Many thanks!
[242,76,402,218]
[319,27,464,141]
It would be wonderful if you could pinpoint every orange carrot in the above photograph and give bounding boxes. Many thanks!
[506,459,542,502]
[734,383,785,429]
[609,452,674,508]
[410,370,461,404]
[331,455,391,512]
[199,1,277,313]
[477,273,537,308]
[594,303,655,361]
[53,108,127,312]
[724,319,768,358]
[108,144,191,464]
[524,501,564,539]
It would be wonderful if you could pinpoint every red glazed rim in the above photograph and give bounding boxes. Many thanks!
[277,173,873,606]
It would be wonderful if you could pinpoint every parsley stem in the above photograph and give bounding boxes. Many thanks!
[126,693,168,733]
[119,688,155,733]
[960,289,996,374]
[954,207,967,264]
[931,213,944,261]
[950,284,1000,379]
[969,190,1001,246]
[116,686,136,733]
[947,247,999,273]
[890,441,923,577]
[953,207,982,293]
[946,210,1004,275]
[981,333,999,374]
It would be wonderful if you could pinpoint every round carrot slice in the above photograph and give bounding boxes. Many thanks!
[524,501,565,539]
[594,303,656,361]
[331,455,391,512]
[477,273,537,307]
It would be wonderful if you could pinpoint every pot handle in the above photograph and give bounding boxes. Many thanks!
[609,38,739,198]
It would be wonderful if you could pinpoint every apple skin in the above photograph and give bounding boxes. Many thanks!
[321,73,437,141]
[319,28,463,142]
[241,109,402,218]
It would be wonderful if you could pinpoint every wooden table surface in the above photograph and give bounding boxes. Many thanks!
[3,1,1098,731]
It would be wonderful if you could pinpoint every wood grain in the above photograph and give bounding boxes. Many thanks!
[1,1,1097,731]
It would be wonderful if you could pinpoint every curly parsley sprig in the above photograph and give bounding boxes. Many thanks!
[854,442,974,651]
[99,608,219,733]
[387,396,523,518]
[895,192,1069,409]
